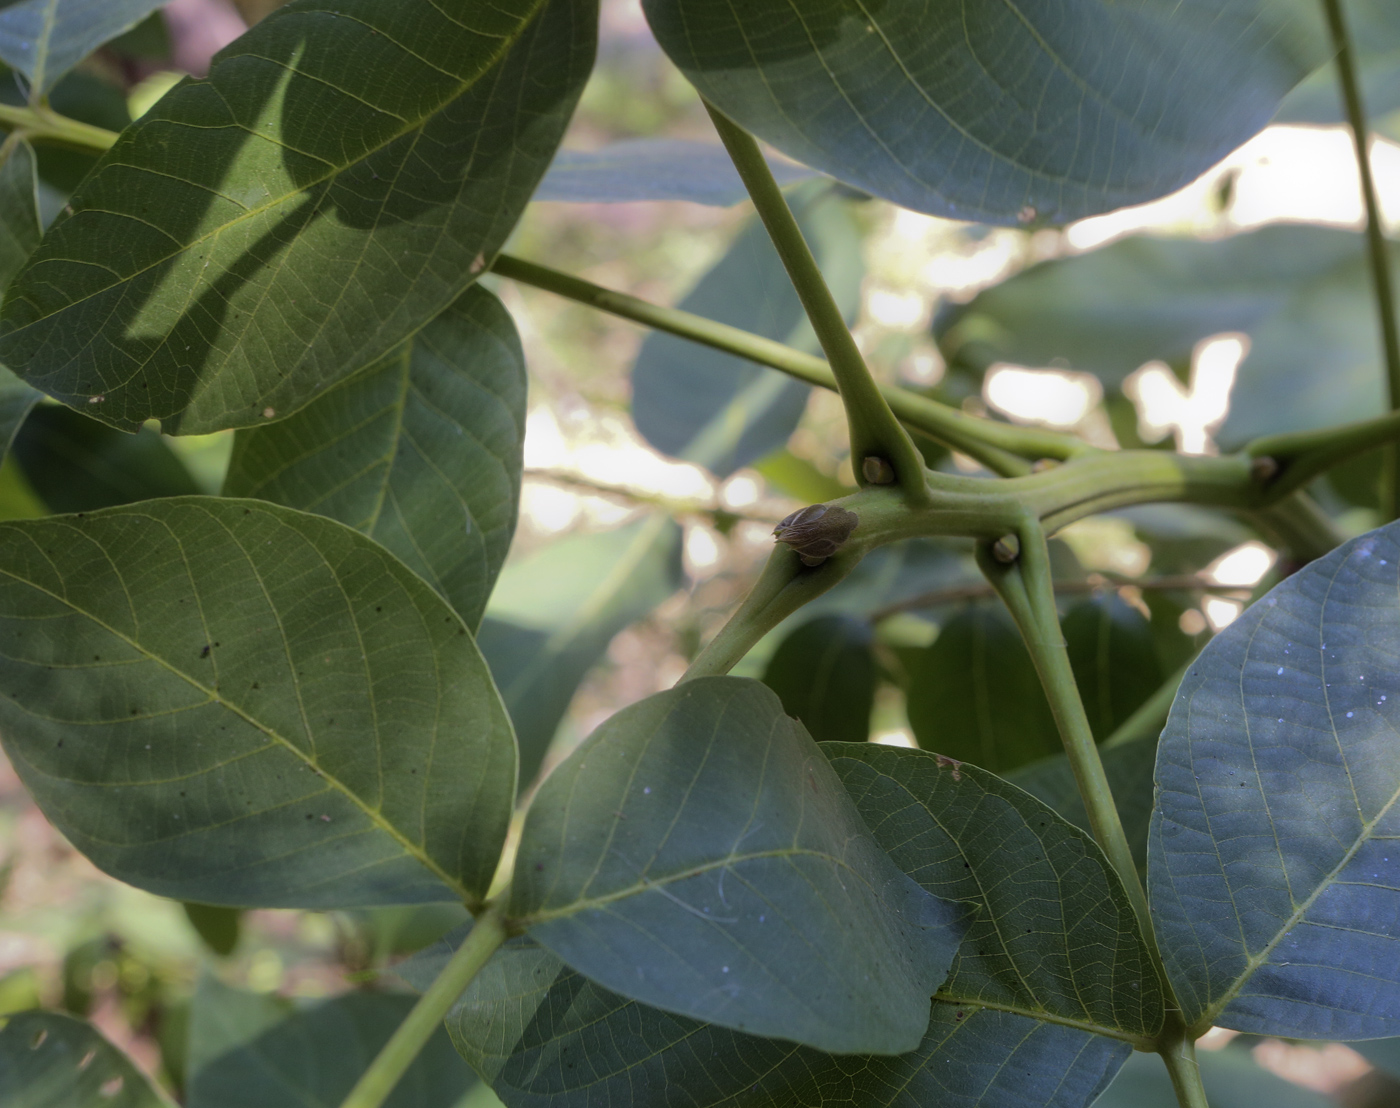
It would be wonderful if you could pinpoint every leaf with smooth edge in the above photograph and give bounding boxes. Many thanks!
[510,678,964,1054]
[0,497,515,909]
[906,603,1060,773]
[1063,594,1163,741]
[224,285,526,631]
[630,184,862,478]
[13,405,201,512]
[1151,519,1400,1038]
[419,742,1151,1106]
[0,1010,170,1107]
[642,0,1324,225]
[936,225,1400,447]
[761,614,874,744]
[186,984,473,1108]
[0,0,595,434]
[534,139,817,206]
[185,974,292,1081]
[0,0,170,98]
[478,515,683,788]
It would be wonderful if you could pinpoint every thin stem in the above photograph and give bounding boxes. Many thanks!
[339,903,508,1108]
[0,103,119,152]
[491,253,1082,473]
[1159,1031,1212,1108]
[1322,0,1400,519]
[704,102,931,501]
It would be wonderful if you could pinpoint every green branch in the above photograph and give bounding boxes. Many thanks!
[339,903,507,1108]
[0,103,119,152]
[704,102,932,501]
[1322,0,1400,519]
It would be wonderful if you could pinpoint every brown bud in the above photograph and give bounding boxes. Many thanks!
[773,504,859,566]
[991,534,1020,564]
[1250,455,1279,484]
[862,456,895,485]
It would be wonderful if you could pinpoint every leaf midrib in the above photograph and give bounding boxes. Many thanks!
[0,519,472,903]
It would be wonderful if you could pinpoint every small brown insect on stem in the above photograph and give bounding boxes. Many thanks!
[772,504,859,566]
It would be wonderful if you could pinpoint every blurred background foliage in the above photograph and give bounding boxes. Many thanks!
[1,0,1399,1105]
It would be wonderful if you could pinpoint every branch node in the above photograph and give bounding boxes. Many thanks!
[1250,455,1280,485]
[861,455,896,484]
[991,534,1021,564]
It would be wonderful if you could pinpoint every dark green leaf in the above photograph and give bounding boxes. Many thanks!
[1094,1044,1332,1108]
[534,139,817,206]
[630,184,861,478]
[421,742,1156,1107]
[478,516,683,788]
[0,1010,170,1107]
[1277,0,1400,127]
[224,285,526,631]
[0,497,515,909]
[1151,519,1400,1037]
[0,139,41,458]
[186,981,473,1108]
[1011,734,1161,873]
[761,614,875,743]
[905,603,1060,773]
[182,903,241,957]
[1,0,596,434]
[0,0,170,97]
[1063,593,1162,741]
[642,0,1325,224]
[184,975,291,1082]
[13,404,200,512]
[935,225,1400,448]
[510,678,965,1054]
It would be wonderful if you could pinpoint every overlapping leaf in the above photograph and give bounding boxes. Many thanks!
[0,1010,170,1107]
[186,978,474,1108]
[0,498,515,909]
[1151,519,1400,1038]
[477,515,683,787]
[534,139,816,206]
[761,614,875,744]
[0,139,41,456]
[642,0,1325,224]
[510,679,965,1054]
[0,0,596,433]
[224,285,526,630]
[0,0,170,98]
[414,742,1155,1107]
[1063,594,1162,741]
[631,184,861,478]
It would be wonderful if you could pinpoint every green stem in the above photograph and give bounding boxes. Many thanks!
[490,253,1074,473]
[1159,1031,1212,1108]
[339,903,508,1108]
[1248,491,1344,563]
[0,103,119,152]
[704,102,931,501]
[1322,0,1400,520]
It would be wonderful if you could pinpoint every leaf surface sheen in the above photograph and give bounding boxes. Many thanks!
[1151,519,1400,1037]
[510,678,965,1055]
[642,0,1325,224]
[0,1010,170,1107]
[224,285,526,631]
[0,497,515,909]
[418,741,1154,1106]
[0,0,596,434]
[0,0,170,98]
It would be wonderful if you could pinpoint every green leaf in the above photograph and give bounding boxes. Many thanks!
[184,975,291,1082]
[0,0,596,434]
[630,183,862,478]
[1063,593,1162,741]
[761,614,875,743]
[224,285,526,631]
[509,678,965,1054]
[0,0,170,98]
[935,225,1400,448]
[422,743,1156,1107]
[477,515,683,788]
[1094,1044,1332,1108]
[1151,518,1400,1038]
[1277,0,1400,127]
[0,1009,171,1107]
[181,903,241,957]
[905,603,1060,773]
[186,981,474,1108]
[0,497,515,909]
[534,139,817,206]
[12,405,201,512]
[0,140,42,458]
[641,0,1325,225]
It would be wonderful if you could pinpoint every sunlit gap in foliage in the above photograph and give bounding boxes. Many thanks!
[984,365,1101,428]
[1125,333,1250,455]
[1199,540,1277,631]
